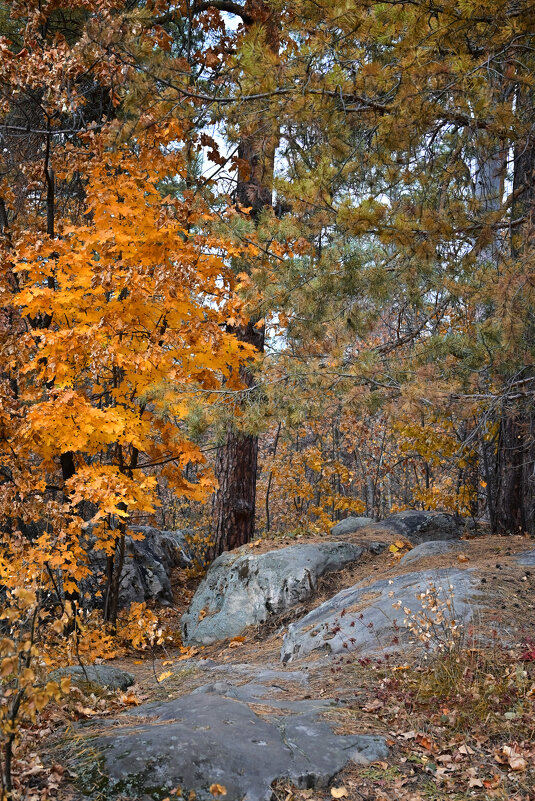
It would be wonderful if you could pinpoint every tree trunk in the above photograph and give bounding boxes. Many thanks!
[495,405,535,534]
[211,321,264,556]
[494,86,535,535]
[211,0,279,557]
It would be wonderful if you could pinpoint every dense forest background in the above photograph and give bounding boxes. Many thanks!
[0,0,534,795]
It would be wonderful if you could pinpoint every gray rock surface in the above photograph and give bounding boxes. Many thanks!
[515,549,535,566]
[374,510,463,544]
[84,526,190,609]
[367,541,389,555]
[181,542,366,645]
[49,664,134,692]
[75,687,388,801]
[400,539,467,565]
[330,516,375,536]
[281,568,477,663]
[200,661,310,685]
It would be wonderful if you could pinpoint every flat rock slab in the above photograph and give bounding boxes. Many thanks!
[281,568,477,663]
[516,550,535,567]
[400,540,468,565]
[191,680,331,714]
[49,665,134,692]
[74,689,388,801]
[374,510,462,544]
[202,661,310,685]
[182,541,366,645]
[330,517,375,536]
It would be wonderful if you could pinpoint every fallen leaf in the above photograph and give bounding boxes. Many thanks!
[362,699,383,712]
[458,744,475,755]
[502,746,527,771]
[119,691,141,705]
[330,788,347,798]
[416,734,435,751]
[178,647,199,661]
[21,764,46,777]
[74,704,99,717]
[157,670,173,682]
[468,776,483,788]
[466,767,483,788]
[210,784,227,796]
[457,554,469,563]
[435,766,450,782]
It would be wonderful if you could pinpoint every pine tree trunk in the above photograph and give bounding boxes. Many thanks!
[495,406,535,534]
[494,86,535,535]
[211,321,264,556]
[211,0,278,557]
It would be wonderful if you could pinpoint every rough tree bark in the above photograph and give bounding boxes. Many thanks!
[211,321,265,554]
[494,86,535,535]
[210,0,279,558]
[495,407,535,534]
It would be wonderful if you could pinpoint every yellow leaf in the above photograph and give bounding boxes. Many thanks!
[178,646,199,661]
[209,785,227,797]
[157,670,173,682]
[331,788,348,798]
[1,657,17,677]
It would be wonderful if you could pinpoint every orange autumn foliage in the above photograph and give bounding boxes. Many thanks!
[3,120,255,597]
[0,119,257,790]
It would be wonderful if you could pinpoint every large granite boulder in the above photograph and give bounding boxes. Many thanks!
[83,526,191,609]
[374,510,463,544]
[48,664,135,692]
[400,539,467,565]
[181,541,366,645]
[281,567,477,663]
[73,685,388,801]
[117,526,191,606]
[330,516,375,536]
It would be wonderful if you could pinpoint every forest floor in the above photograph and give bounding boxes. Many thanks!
[50,531,535,801]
